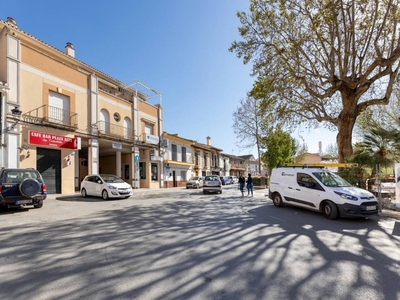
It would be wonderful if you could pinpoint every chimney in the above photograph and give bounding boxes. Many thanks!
[6,17,18,28]
[65,42,75,57]
[206,136,211,146]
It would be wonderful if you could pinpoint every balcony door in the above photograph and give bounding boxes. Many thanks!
[49,91,69,125]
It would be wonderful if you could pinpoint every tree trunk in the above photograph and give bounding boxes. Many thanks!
[337,115,356,163]
[257,141,261,176]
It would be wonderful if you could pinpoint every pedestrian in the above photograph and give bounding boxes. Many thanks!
[238,173,246,197]
[247,173,253,197]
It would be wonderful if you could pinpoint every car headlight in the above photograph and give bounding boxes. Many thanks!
[107,185,117,190]
[334,191,358,201]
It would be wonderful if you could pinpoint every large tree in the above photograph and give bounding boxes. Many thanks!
[232,96,270,173]
[230,0,400,162]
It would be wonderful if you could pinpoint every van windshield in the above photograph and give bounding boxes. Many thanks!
[312,171,352,187]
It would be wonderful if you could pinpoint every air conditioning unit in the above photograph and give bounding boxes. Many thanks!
[161,139,168,147]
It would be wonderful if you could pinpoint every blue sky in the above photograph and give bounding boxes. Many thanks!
[2,0,337,156]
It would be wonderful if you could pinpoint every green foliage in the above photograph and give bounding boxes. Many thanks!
[261,126,294,172]
[230,0,400,162]
[349,124,400,170]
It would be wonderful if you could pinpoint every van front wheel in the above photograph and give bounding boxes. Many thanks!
[272,193,283,207]
[322,201,338,220]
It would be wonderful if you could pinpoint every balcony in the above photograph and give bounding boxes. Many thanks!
[94,121,133,141]
[22,105,78,131]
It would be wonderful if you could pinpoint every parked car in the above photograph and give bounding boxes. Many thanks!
[0,168,47,209]
[231,176,239,184]
[81,174,133,200]
[186,176,204,189]
[269,166,378,219]
[225,176,234,185]
[204,175,222,194]
[370,176,395,198]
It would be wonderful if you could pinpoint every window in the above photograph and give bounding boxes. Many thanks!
[113,113,121,122]
[124,117,131,139]
[145,124,153,135]
[195,151,200,165]
[100,109,110,133]
[204,154,208,167]
[182,147,187,162]
[151,163,158,180]
[139,162,146,179]
[172,144,177,161]
[48,91,70,125]
[181,171,187,181]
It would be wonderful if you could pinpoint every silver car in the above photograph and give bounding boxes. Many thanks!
[203,175,222,194]
[186,176,204,189]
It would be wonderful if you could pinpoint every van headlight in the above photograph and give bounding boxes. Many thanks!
[334,191,358,201]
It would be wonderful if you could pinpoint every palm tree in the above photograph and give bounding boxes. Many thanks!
[349,125,400,188]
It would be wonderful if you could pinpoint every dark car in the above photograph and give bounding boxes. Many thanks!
[0,168,47,209]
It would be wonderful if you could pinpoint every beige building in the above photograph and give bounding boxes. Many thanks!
[162,132,195,188]
[0,17,163,194]
[192,137,223,177]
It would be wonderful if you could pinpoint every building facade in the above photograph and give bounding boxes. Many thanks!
[162,132,194,188]
[0,18,163,194]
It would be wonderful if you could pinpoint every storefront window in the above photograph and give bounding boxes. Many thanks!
[139,162,146,179]
[151,163,158,180]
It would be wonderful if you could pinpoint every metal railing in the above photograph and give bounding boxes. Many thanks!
[22,105,78,129]
[95,120,133,140]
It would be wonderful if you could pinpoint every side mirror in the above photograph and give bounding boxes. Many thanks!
[97,180,102,184]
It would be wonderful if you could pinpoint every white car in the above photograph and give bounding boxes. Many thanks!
[203,175,222,194]
[81,174,133,200]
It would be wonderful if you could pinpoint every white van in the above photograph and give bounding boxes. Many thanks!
[268,166,379,219]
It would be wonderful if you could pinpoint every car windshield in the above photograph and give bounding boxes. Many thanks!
[312,171,352,187]
[189,177,199,181]
[100,174,124,183]
[205,176,219,181]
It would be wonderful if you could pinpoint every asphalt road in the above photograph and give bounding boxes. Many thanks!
[0,185,399,300]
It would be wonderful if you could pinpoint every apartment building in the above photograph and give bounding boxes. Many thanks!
[162,132,194,188]
[0,17,163,194]
[192,136,223,177]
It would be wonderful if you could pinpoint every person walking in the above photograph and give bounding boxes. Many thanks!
[247,173,253,197]
[238,173,246,197]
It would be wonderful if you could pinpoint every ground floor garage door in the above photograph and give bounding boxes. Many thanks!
[37,148,61,194]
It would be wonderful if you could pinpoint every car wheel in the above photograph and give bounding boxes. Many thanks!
[34,200,43,208]
[219,191,222,194]
[102,190,109,200]
[203,191,206,194]
[272,193,283,207]
[322,201,338,220]
[81,188,88,198]
[196,184,199,189]
[186,187,189,189]
[19,179,41,197]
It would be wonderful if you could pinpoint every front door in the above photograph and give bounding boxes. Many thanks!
[37,148,61,194]
[173,171,177,187]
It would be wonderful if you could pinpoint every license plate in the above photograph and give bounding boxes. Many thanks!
[366,205,376,211]
[16,200,32,204]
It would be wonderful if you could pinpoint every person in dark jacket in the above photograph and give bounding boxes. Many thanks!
[238,173,246,197]
[247,173,253,197]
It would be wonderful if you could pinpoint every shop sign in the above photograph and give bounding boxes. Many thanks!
[29,130,78,150]
[145,134,159,145]
[150,155,162,161]
[112,142,122,150]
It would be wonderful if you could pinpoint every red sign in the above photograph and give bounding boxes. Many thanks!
[29,130,78,150]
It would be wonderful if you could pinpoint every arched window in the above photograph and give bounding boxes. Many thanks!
[124,117,131,139]
[100,109,110,134]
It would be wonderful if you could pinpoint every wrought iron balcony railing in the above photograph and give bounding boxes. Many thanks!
[22,105,78,130]
[95,120,133,140]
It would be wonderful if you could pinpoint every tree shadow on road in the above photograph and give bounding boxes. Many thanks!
[0,197,398,300]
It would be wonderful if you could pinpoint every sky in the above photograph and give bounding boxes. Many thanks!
[2,0,338,157]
